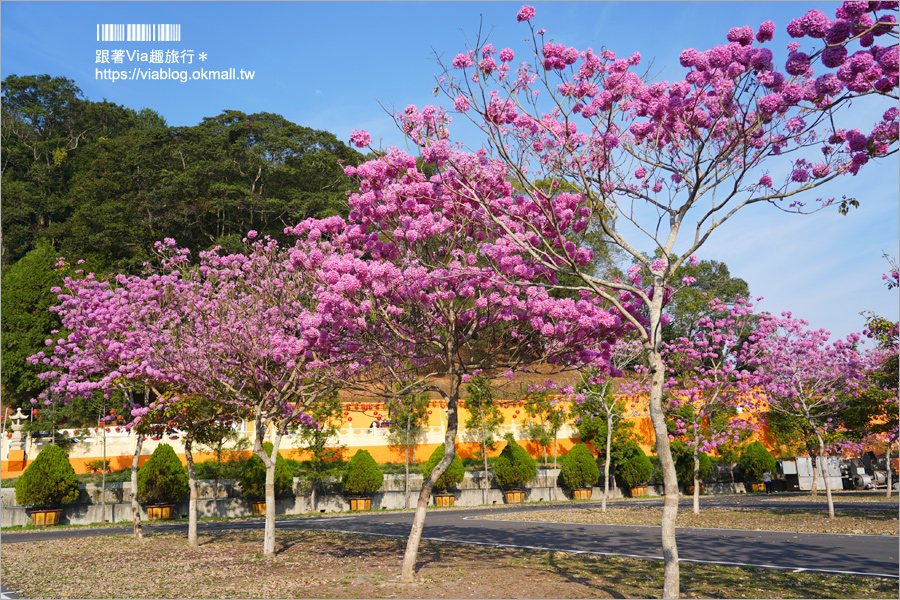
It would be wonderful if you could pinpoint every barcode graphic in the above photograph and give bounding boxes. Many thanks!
[96,24,181,42]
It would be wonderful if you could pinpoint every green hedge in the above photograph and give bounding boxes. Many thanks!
[15,444,79,507]
[672,442,713,484]
[342,450,384,496]
[237,442,294,500]
[494,437,537,490]
[137,443,189,504]
[560,443,599,490]
[423,444,465,492]
[738,441,776,482]
[616,441,653,488]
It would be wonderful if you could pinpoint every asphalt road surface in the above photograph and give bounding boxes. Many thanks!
[3,494,897,579]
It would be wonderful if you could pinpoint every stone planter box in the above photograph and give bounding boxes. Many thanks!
[349,497,372,511]
[628,485,648,497]
[572,488,592,500]
[146,505,175,520]
[504,490,525,503]
[433,493,455,507]
[28,508,63,526]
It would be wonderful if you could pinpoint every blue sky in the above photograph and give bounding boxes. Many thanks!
[2,1,898,342]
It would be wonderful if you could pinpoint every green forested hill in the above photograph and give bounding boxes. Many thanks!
[1,73,365,408]
[2,74,365,272]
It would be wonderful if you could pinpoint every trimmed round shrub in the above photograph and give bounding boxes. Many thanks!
[560,443,600,490]
[238,442,293,500]
[15,444,79,507]
[738,441,776,482]
[137,443,189,504]
[494,437,537,490]
[672,442,712,484]
[342,449,384,496]
[616,441,653,488]
[423,444,465,492]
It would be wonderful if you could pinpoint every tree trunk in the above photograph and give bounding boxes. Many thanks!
[694,429,701,515]
[404,446,411,510]
[647,342,680,599]
[401,377,461,582]
[553,436,558,469]
[214,445,223,518]
[810,449,819,498]
[692,447,700,515]
[131,434,144,540]
[886,445,893,499]
[602,412,613,512]
[101,424,108,523]
[814,432,835,519]
[405,413,411,510]
[184,435,199,548]
[253,415,280,557]
[480,406,489,506]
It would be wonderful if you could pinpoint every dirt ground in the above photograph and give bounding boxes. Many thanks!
[2,526,897,599]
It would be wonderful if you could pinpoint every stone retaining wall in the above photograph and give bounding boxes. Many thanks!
[1,470,754,527]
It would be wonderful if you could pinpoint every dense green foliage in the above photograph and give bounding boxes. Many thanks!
[2,74,365,271]
[671,441,713,484]
[463,378,504,462]
[342,450,384,496]
[136,443,189,504]
[15,444,79,506]
[522,391,567,464]
[237,442,294,500]
[1,241,64,408]
[615,441,653,488]
[423,444,465,492]
[1,76,365,407]
[738,441,777,482]
[560,443,599,490]
[493,436,537,490]
[384,386,430,465]
[661,257,751,345]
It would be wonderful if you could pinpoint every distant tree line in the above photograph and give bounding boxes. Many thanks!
[1,74,365,408]
[2,74,365,271]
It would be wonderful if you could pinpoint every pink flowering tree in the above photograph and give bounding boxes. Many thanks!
[358,2,897,595]
[286,150,631,582]
[136,237,354,555]
[657,297,763,514]
[747,313,865,518]
[575,337,644,512]
[28,264,169,541]
[839,258,899,496]
[32,236,356,555]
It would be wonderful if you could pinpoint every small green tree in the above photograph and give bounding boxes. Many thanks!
[342,449,384,496]
[463,377,504,504]
[238,441,293,500]
[671,441,712,485]
[15,444,79,507]
[522,391,567,467]
[423,444,465,493]
[739,441,777,483]
[616,441,653,488]
[560,443,600,491]
[195,424,251,516]
[137,443,189,504]
[295,395,346,511]
[494,434,537,490]
[385,385,430,508]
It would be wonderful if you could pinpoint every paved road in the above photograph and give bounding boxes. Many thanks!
[4,495,897,579]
